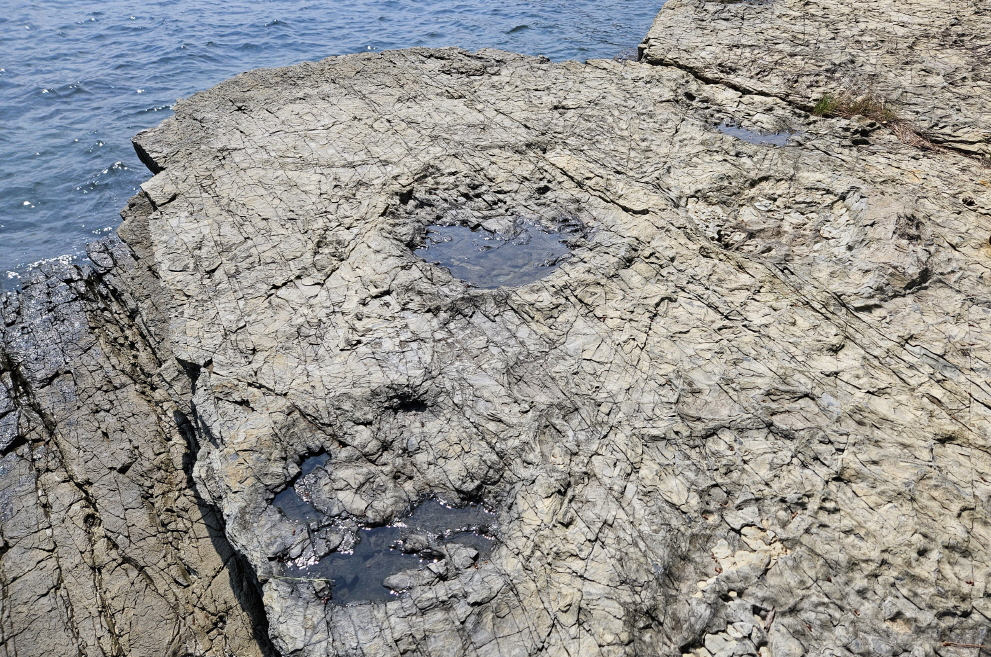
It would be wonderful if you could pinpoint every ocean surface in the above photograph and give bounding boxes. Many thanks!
[0,0,663,289]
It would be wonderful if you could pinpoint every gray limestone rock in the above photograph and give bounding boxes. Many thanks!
[3,4,991,656]
[641,0,991,155]
[0,245,270,657]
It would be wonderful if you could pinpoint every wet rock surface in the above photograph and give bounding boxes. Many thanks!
[2,4,991,657]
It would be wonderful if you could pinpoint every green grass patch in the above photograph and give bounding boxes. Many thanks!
[812,93,842,118]
[812,92,899,123]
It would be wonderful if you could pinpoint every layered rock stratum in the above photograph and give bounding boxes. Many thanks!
[3,3,991,657]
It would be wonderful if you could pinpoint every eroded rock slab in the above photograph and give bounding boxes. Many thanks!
[118,45,991,656]
[2,11,991,657]
[641,0,991,155]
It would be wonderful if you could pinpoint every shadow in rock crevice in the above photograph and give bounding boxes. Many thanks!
[175,408,282,657]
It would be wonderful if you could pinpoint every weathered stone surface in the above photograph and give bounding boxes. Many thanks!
[0,246,271,657]
[122,44,990,656]
[3,6,991,656]
[641,0,991,155]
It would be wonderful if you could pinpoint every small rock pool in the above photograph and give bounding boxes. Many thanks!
[717,121,799,147]
[414,220,580,288]
[274,455,497,605]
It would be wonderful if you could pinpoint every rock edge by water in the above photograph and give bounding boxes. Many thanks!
[2,4,991,657]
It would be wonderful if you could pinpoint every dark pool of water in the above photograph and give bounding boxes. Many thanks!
[287,525,417,603]
[717,121,798,147]
[0,0,664,289]
[299,452,330,476]
[415,222,576,288]
[272,452,330,523]
[273,487,322,524]
[281,498,495,604]
[398,499,495,538]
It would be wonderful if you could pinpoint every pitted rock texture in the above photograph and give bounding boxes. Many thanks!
[119,45,991,657]
[2,25,991,657]
[641,0,991,156]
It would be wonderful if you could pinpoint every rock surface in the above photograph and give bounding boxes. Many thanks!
[0,243,271,657]
[641,0,991,155]
[3,4,991,657]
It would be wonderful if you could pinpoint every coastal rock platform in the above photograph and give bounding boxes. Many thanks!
[3,4,991,657]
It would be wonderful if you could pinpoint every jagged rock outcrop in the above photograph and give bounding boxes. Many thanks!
[3,4,991,657]
[641,0,991,156]
[0,240,271,657]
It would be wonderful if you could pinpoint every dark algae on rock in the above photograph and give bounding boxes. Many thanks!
[3,2,991,656]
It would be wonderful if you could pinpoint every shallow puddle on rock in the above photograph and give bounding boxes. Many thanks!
[286,525,416,603]
[399,499,495,547]
[273,488,322,524]
[299,452,329,476]
[273,452,330,523]
[282,499,496,605]
[717,121,797,147]
[414,221,575,288]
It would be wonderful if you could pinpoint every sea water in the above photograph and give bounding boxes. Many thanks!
[0,0,663,288]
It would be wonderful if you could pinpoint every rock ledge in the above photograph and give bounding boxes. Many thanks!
[3,5,991,657]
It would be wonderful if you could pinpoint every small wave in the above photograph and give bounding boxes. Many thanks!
[6,254,79,279]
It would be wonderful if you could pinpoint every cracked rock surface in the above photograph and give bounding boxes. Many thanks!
[0,244,270,656]
[3,7,991,657]
[641,0,991,155]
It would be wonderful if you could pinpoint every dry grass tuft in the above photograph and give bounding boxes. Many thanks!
[812,92,899,123]
[812,91,945,151]
[889,121,942,151]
